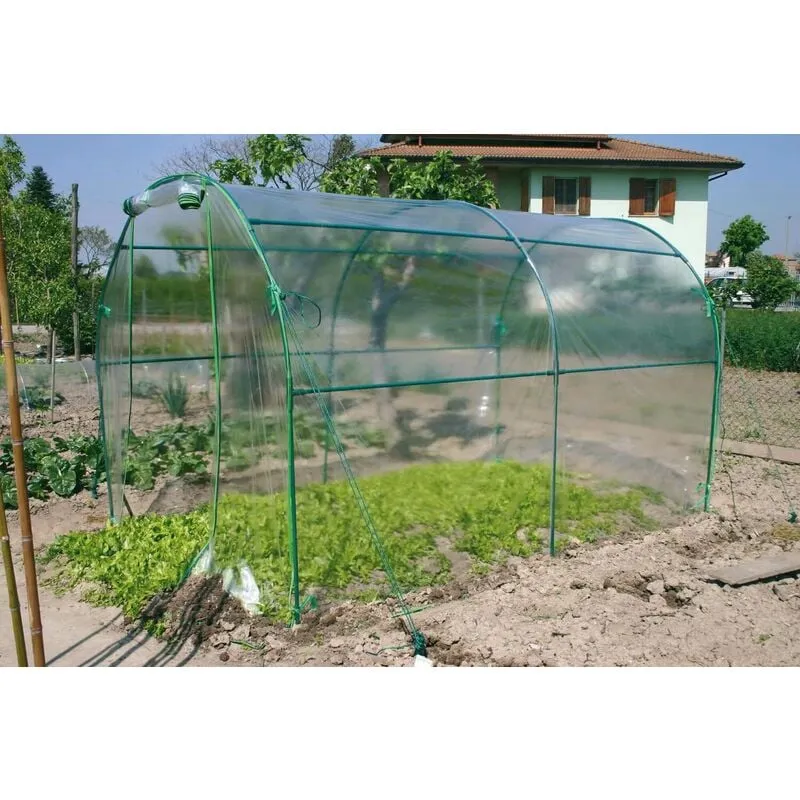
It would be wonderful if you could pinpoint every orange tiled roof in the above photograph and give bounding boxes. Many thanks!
[358,135,743,170]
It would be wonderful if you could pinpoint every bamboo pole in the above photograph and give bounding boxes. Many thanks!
[0,201,46,666]
[49,329,57,423]
[0,490,28,666]
[71,184,80,362]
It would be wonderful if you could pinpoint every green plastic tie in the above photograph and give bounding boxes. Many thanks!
[98,304,111,318]
[492,315,507,344]
[789,510,798,524]
[268,284,322,329]
[299,594,318,613]
[411,630,427,658]
[691,482,709,511]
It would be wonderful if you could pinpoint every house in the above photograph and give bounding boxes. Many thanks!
[776,255,800,278]
[358,134,744,276]
[706,251,732,270]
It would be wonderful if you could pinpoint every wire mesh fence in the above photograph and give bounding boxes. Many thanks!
[720,365,800,450]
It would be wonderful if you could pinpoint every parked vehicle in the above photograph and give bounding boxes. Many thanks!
[705,276,753,308]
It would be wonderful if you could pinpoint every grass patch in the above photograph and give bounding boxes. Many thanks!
[725,309,800,372]
[42,462,660,627]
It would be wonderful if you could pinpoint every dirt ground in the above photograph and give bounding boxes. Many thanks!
[1,360,800,667]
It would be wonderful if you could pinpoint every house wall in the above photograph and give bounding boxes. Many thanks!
[496,167,710,276]
[495,169,522,211]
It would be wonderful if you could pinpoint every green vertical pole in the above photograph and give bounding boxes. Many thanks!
[270,285,301,622]
[453,202,561,558]
[704,301,723,512]
[95,218,132,521]
[121,218,136,513]
[205,193,224,560]
[322,229,373,484]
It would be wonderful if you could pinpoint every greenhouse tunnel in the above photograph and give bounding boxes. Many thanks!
[97,174,720,642]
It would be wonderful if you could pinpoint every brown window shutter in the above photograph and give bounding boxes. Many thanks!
[629,178,645,216]
[578,177,591,216]
[542,176,555,214]
[520,172,530,212]
[659,178,676,216]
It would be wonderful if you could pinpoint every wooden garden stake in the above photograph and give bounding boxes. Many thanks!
[0,201,46,666]
[0,490,28,666]
[49,329,57,423]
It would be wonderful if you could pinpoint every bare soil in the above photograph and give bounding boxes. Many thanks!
[1,360,800,667]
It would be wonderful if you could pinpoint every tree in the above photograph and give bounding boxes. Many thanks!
[0,135,25,198]
[720,215,769,267]
[210,134,310,188]
[321,150,499,207]
[744,251,799,310]
[3,200,72,357]
[79,225,115,275]
[22,166,58,211]
[320,155,381,196]
[156,134,373,192]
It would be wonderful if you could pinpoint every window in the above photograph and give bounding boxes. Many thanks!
[542,176,592,215]
[554,178,578,214]
[643,179,658,214]
[629,178,676,217]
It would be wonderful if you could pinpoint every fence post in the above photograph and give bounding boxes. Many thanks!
[717,304,727,427]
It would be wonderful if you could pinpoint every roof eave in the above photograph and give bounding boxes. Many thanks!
[357,150,744,172]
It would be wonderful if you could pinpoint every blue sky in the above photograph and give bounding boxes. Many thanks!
[11,134,800,256]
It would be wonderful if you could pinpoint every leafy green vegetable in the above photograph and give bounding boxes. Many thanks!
[40,454,78,497]
[158,372,189,418]
[42,461,662,628]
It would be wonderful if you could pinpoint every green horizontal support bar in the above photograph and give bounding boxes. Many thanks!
[517,238,677,258]
[121,244,253,252]
[257,245,507,260]
[249,220,676,258]
[260,241,676,259]
[248,217,515,243]
[122,237,676,261]
[292,369,551,396]
[560,358,715,375]
[292,358,716,396]
[97,344,498,368]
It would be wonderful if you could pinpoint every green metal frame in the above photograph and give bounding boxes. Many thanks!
[96,174,722,636]
[613,217,721,512]
[95,217,132,523]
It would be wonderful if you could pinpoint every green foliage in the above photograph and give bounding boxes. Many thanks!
[0,135,25,197]
[22,166,58,211]
[744,251,799,310]
[122,424,211,491]
[21,385,65,411]
[159,372,189,418]
[320,156,381,196]
[321,150,499,208]
[54,273,104,356]
[721,215,769,267]
[707,278,746,310]
[42,461,659,625]
[2,198,73,332]
[0,433,106,508]
[131,266,212,325]
[78,226,115,275]
[724,309,800,372]
[388,152,499,207]
[0,423,213,508]
[211,134,311,190]
[326,134,356,169]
